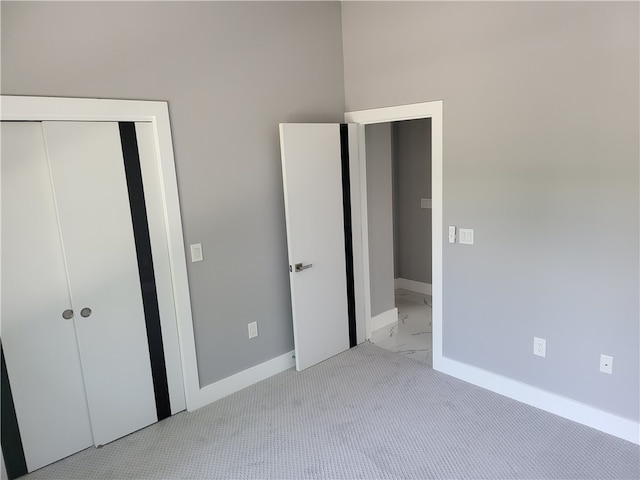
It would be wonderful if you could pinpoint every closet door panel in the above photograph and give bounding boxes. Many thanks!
[135,122,186,414]
[42,122,157,446]
[1,122,93,471]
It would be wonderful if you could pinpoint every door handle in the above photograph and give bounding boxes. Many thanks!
[80,307,92,318]
[62,309,74,320]
[294,263,313,273]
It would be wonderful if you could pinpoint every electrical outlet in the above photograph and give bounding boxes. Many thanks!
[600,354,613,374]
[533,337,546,357]
[248,322,258,339]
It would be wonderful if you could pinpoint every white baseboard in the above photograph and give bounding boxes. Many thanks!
[371,307,398,331]
[190,350,295,411]
[435,356,640,445]
[395,278,432,296]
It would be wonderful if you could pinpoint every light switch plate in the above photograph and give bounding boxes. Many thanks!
[459,228,474,245]
[448,226,456,243]
[190,243,203,262]
[248,322,258,339]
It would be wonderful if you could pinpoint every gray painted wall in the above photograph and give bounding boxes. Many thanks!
[343,1,640,420]
[365,123,395,317]
[1,1,346,387]
[393,119,432,284]
[3,1,638,423]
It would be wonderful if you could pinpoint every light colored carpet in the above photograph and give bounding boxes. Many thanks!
[25,343,639,479]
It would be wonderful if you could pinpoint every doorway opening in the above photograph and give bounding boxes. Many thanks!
[345,101,443,370]
[365,118,433,366]
[366,119,433,365]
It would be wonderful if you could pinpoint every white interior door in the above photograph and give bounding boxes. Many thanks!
[279,124,356,371]
[42,122,157,446]
[1,123,94,471]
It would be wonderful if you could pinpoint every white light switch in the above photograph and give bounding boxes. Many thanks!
[448,226,456,243]
[421,198,432,209]
[459,228,474,245]
[248,322,258,339]
[190,243,203,262]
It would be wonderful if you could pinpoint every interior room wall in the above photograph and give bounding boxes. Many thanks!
[1,1,346,388]
[393,118,432,285]
[342,1,640,421]
[365,123,395,317]
[4,0,638,425]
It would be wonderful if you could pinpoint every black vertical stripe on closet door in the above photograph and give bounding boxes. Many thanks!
[1,342,28,480]
[340,124,357,348]
[119,122,171,421]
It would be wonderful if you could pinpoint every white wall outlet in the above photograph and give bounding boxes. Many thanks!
[448,226,457,243]
[459,228,474,245]
[248,321,258,339]
[599,354,613,374]
[533,337,546,357]
[190,243,203,262]
[421,198,432,209]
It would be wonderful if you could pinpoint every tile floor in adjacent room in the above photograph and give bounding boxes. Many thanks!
[370,288,433,366]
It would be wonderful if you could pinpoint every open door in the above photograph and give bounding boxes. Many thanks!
[279,123,359,371]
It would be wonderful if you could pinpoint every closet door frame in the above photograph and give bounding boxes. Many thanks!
[0,96,200,412]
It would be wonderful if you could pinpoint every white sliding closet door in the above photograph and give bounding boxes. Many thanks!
[42,122,157,447]
[1,123,94,471]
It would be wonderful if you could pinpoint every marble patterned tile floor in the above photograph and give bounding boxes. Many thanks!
[370,288,433,366]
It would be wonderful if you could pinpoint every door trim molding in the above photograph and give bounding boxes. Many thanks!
[345,101,444,366]
[0,96,200,412]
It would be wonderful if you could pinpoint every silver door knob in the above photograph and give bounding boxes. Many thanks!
[62,309,74,320]
[294,263,313,272]
[80,307,92,318]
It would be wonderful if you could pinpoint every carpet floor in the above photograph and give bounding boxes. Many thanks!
[24,343,639,479]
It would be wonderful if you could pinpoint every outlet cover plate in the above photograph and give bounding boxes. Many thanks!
[533,337,546,357]
[600,354,613,374]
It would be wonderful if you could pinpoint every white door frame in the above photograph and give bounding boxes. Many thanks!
[0,95,200,411]
[345,101,443,369]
